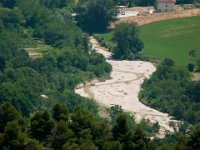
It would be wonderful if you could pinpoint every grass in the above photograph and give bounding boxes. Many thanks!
[140,16,200,66]
[94,16,200,66]
[23,39,59,57]
[94,30,115,48]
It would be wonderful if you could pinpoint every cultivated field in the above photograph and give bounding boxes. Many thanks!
[95,16,200,66]
[140,16,200,66]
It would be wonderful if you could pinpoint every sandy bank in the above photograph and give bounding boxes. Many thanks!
[75,37,178,137]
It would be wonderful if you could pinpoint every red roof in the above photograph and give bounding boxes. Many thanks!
[156,0,176,3]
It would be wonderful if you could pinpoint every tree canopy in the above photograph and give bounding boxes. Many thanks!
[112,22,144,60]
[76,0,117,33]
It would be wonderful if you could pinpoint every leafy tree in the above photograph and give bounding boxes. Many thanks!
[0,57,5,72]
[104,141,123,150]
[0,102,21,132]
[25,139,45,150]
[16,0,43,27]
[112,22,144,60]
[188,126,200,149]
[0,0,16,8]
[70,107,95,134]
[189,49,197,60]
[1,121,26,150]
[112,113,130,141]
[76,0,117,32]
[131,126,151,150]
[187,63,195,72]
[52,103,69,122]
[0,8,24,28]
[51,121,73,150]
[186,81,200,102]
[194,0,200,7]
[31,110,55,141]
[40,0,73,8]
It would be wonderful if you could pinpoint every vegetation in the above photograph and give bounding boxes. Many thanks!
[0,102,200,150]
[194,0,200,7]
[0,0,112,116]
[1,0,200,149]
[76,0,117,33]
[95,17,200,66]
[140,16,200,66]
[140,58,200,125]
[112,22,144,60]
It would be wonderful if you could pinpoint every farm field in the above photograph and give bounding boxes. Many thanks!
[140,16,200,66]
[95,16,200,66]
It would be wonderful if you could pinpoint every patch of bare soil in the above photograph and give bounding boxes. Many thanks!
[75,37,179,138]
[111,8,200,27]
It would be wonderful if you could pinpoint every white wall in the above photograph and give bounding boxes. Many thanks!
[157,3,176,12]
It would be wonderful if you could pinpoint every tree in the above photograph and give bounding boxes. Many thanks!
[187,63,195,72]
[186,81,200,102]
[31,110,55,141]
[0,57,5,72]
[0,0,16,8]
[188,49,197,60]
[112,114,130,141]
[1,121,26,150]
[51,121,73,150]
[0,102,21,132]
[52,103,69,122]
[76,0,117,32]
[70,107,95,134]
[188,126,200,149]
[104,141,123,150]
[25,139,45,150]
[40,0,73,8]
[194,0,200,7]
[112,22,144,60]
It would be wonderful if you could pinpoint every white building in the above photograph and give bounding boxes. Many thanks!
[156,0,176,12]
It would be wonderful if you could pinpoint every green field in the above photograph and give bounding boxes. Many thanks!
[95,16,200,66]
[140,16,200,66]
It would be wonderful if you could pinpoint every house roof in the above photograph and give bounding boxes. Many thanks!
[156,0,176,3]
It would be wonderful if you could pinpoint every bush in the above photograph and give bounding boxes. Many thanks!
[187,63,195,72]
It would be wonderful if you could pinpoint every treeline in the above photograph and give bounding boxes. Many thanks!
[140,58,200,125]
[0,102,200,150]
[0,0,111,116]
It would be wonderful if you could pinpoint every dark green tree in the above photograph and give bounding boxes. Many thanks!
[52,103,69,122]
[0,102,21,132]
[1,121,26,150]
[112,114,130,141]
[51,121,73,150]
[76,0,117,32]
[112,22,144,60]
[0,0,16,8]
[188,126,200,150]
[31,110,55,141]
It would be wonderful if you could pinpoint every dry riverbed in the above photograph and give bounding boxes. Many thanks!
[75,37,178,138]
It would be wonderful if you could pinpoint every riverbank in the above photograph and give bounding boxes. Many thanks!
[75,37,178,138]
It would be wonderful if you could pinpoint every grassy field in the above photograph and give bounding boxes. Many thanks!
[94,16,200,66]
[140,16,200,66]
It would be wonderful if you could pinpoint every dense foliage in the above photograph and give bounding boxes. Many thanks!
[0,0,111,116]
[76,0,117,33]
[140,58,200,125]
[112,22,144,60]
[1,0,200,149]
[0,102,200,150]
